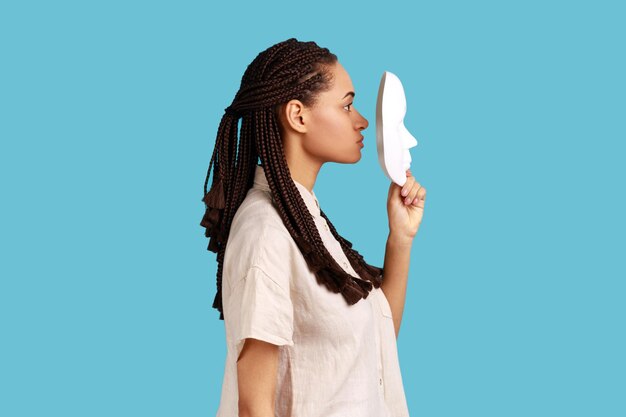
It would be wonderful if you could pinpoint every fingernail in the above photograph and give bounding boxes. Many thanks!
[401,189,407,196]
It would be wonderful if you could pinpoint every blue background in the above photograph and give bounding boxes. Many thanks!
[1,0,624,416]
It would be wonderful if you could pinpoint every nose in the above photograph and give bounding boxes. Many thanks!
[401,124,418,148]
[356,111,369,131]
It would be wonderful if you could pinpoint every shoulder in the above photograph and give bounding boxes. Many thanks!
[224,188,299,288]
[229,188,292,241]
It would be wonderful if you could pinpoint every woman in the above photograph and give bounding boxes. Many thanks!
[201,38,426,417]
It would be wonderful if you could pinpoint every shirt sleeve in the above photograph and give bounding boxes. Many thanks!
[228,265,294,361]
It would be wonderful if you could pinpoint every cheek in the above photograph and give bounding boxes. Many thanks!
[307,111,348,150]
[310,109,344,137]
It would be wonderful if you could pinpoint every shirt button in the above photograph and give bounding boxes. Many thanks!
[343,261,348,269]
[379,377,383,386]
[324,223,329,231]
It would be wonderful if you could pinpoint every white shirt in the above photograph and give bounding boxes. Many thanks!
[216,164,410,417]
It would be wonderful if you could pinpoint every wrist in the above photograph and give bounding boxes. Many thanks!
[387,231,414,247]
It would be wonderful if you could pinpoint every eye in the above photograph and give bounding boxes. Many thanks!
[343,102,353,112]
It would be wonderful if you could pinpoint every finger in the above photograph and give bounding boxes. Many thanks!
[412,187,426,205]
[418,187,426,201]
[404,182,421,204]
[401,176,415,197]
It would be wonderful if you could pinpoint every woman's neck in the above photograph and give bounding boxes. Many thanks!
[282,141,323,194]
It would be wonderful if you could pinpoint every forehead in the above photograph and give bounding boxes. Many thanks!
[328,62,354,93]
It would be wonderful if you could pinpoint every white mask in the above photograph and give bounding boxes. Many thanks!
[375,71,418,187]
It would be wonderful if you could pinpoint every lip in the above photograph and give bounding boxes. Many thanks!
[357,136,364,143]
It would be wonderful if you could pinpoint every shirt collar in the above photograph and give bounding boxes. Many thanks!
[253,164,320,217]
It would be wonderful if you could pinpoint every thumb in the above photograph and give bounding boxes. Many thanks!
[388,180,401,199]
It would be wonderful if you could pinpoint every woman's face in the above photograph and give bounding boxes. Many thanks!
[301,61,369,164]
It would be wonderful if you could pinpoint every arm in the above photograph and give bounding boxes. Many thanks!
[237,338,279,417]
[382,169,427,339]
[381,233,413,339]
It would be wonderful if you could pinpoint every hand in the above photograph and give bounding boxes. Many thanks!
[387,169,427,240]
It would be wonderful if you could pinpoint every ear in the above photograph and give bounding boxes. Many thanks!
[279,99,308,134]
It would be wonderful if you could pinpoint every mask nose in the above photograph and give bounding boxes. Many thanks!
[400,123,418,148]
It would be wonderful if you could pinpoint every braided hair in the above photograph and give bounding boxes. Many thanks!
[201,38,383,320]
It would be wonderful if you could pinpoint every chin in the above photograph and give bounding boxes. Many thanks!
[349,152,362,164]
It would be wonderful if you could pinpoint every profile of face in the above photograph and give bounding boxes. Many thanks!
[375,71,418,187]
[277,61,369,164]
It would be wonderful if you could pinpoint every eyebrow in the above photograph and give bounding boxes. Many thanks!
[342,91,355,100]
